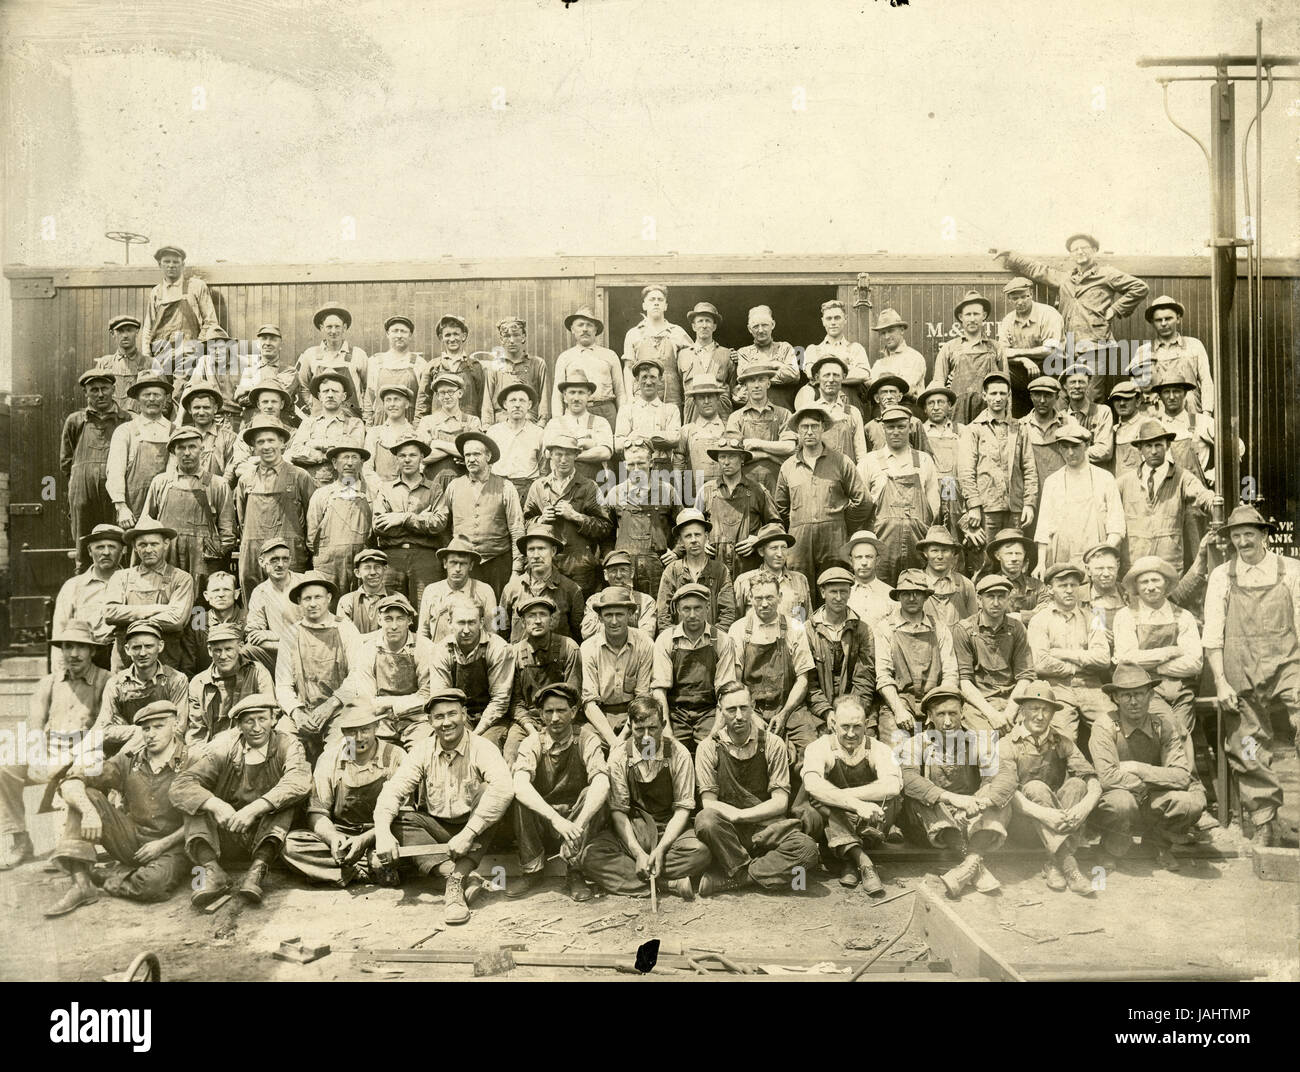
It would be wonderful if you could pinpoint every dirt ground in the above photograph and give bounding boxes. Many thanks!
[2,783,1296,982]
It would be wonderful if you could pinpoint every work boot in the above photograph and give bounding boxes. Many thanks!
[1042,858,1067,892]
[505,869,545,900]
[0,832,34,871]
[858,859,886,897]
[464,872,486,905]
[839,859,860,887]
[973,860,1001,894]
[1248,819,1276,854]
[565,868,593,902]
[444,872,471,925]
[698,868,753,898]
[665,877,695,900]
[239,860,270,904]
[44,884,99,918]
[1061,854,1094,897]
[1152,844,1181,872]
[190,862,232,908]
[940,854,981,899]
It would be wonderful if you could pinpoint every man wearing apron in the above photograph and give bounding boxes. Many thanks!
[306,444,373,594]
[274,572,367,764]
[502,595,582,764]
[656,509,737,633]
[362,314,426,426]
[416,314,483,422]
[580,586,655,745]
[138,245,220,377]
[1116,419,1215,574]
[693,681,822,897]
[170,693,311,907]
[919,386,966,571]
[107,373,173,530]
[652,583,738,753]
[1204,506,1300,850]
[349,594,434,750]
[93,621,189,756]
[142,427,237,594]
[176,383,237,482]
[861,406,942,587]
[524,432,613,594]
[93,314,153,415]
[728,573,820,768]
[873,570,959,744]
[428,593,516,741]
[288,372,367,487]
[797,695,903,895]
[507,682,609,904]
[1033,425,1125,575]
[62,369,132,569]
[185,623,275,749]
[679,303,735,424]
[930,291,1008,426]
[693,435,782,583]
[282,702,407,887]
[101,520,195,670]
[416,371,482,482]
[295,303,367,420]
[724,364,795,489]
[579,697,712,900]
[234,416,316,592]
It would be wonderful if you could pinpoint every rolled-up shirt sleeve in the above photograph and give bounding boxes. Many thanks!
[464,737,515,837]
[105,423,133,505]
[373,744,428,830]
[1200,564,1229,650]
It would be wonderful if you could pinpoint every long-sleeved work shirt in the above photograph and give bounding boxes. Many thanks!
[1088,710,1192,796]
[170,727,311,815]
[1026,602,1111,683]
[428,633,516,730]
[373,731,514,834]
[1001,253,1150,344]
[1112,602,1203,680]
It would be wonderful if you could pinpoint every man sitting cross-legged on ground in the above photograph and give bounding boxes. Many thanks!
[506,682,609,904]
[169,694,311,908]
[693,682,821,897]
[44,700,190,917]
[1088,664,1204,874]
[796,694,903,896]
[897,686,1016,899]
[281,701,407,888]
[579,697,712,900]
[372,688,514,926]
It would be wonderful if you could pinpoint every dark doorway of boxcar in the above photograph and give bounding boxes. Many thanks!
[604,284,841,355]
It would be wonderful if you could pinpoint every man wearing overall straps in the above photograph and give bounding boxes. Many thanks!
[498,523,585,641]
[102,520,195,671]
[788,354,868,467]
[727,572,820,767]
[918,525,977,628]
[487,383,546,506]
[107,372,174,530]
[186,623,274,750]
[675,374,729,499]
[363,384,420,494]
[621,284,693,409]
[170,693,311,908]
[724,364,795,489]
[94,313,152,414]
[507,682,608,904]
[604,437,682,600]
[656,508,737,633]
[417,538,499,642]
[956,372,1039,552]
[176,382,237,482]
[552,307,625,428]
[734,306,801,412]
[142,427,237,597]
[982,528,1047,625]
[930,291,1008,426]
[1034,424,1125,577]
[524,431,613,594]
[693,435,781,583]
[138,245,220,377]
[93,620,189,757]
[652,583,739,753]
[348,594,434,750]
[873,569,959,744]
[306,443,373,594]
[545,369,615,483]
[289,372,367,487]
[615,356,681,473]
[950,574,1035,734]
[235,417,315,591]
[418,314,484,422]
[861,405,941,587]
[1204,506,1300,851]
[1116,419,1214,574]
[581,586,655,745]
[339,549,390,635]
[579,697,711,901]
[62,369,131,569]
[1109,380,1146,479]
[918,385,965,562]
[693,682,821,897]
[806,567,876,726]
[798,695,903,895]
[416,371,482,483]
[482,317,550,425]
[504,595,582,764]
[428,595,516,743]
[296,303,367,420]
[898,685,1015,899]
[362,314,425,427]
[281,702,407,888]
[579,552,658,639]
[862,374,931,454]
[679,304,735,424]
[273,572,367,764]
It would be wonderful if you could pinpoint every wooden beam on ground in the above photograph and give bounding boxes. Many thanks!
[353,948,948,974]
[916,886,1025,982]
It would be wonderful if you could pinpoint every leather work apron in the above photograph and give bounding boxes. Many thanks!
[331,769,390,836]
[741,620,795,721]
[668,630,720,747]
[240,466,309,588]
[627,762,676,830]
[533,735,588,813]
[875,450,930,587]
[452,648,491,722]
[126,436,169,519]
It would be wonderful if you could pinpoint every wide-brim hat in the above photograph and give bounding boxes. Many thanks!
[313,303,352,330]
[436,535,482,561]
[866,373,909,399]
[1103,664,1158,695]
[336,703,384,731]
[685,301,721,325]
[705,434,752,462]
[686,374,725,397]
[987,528,1030,555]
[497,381,537,408]
[244,379,293,407]
[563,306,604,334]
[456,430,500,464]
[809,354,849,379]
[592,586,639,610]
[51,621,109,647]
[78,368,117,389]
[325,442,371,461]
[736,363,779,383]
[388,436,433,458]
[672,508,710,538]
[78,524,127,553]
[126,373,172,399]
[917,385,957,407]
[916,525,960,551]
[310,370,352,396]
[1122,556,1180,591]
[871,309,908,332]
[384,314,416,333]
[180,382,224,409]
[435,314,469,336]
[891,569,934,598]
[953,291,992,319]
[846,529,883,553]
[126,520,176,543]
[751,523,796,550]
[289,570,339,603]
[1132,419,1176,444]
[1222,504,1275,534]
[517,523,565,553]
[557,369,597,393]
[1144,295,1185,323]
[1150,372,1196,393]
[242,416,292,446]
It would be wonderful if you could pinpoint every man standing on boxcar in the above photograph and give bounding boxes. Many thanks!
[138,245,220,373]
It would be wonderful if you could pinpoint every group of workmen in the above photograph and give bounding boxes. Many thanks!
[5,234,1295,928]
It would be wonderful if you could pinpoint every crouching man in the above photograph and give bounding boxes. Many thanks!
[282,702,407,887]
[796,695,903,896]
[507,683,609,903]
[693,683,821,897]
[169,694,311,908]
[897,686,1015,899]
[1006,681,1102,897]
[44,700,190,917]
[372,688,514,926]
[1089,664,1203,873]
[580,697,712,900]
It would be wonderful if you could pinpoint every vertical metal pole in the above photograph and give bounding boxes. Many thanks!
[1209,70,1240,518]
[1255,22,1265,501]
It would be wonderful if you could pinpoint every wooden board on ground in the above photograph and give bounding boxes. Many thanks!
[916,885,1025,982]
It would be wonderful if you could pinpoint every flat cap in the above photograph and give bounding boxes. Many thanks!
[534,682,580,707]
[1044,561,1086,584]
[124,621,163,641]
[817,566,855,588]
[516,593,558,617]
[425,687,469,711]
[205,623,245,645]
[375,593,417,618]
[229,694,281,720]
[133,700,179,725]
[671,582,712,604]
[975,573,1013,594]
[921,686,964,712]
[353,548,389,567]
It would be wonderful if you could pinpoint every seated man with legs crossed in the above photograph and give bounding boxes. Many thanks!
[506,683,609,904]
[693,682,821,897]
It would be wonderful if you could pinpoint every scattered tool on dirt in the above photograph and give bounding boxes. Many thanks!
[273,938,331,964]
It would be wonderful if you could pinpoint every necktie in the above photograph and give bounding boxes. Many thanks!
[1146,470,1156,505]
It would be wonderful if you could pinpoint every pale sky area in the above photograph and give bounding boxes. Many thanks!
[2,0,1298,267]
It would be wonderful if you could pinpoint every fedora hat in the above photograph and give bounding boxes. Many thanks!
[953,290,992,319]
[916,525,960,551]
[809,353,849,379]
[751,523,796,550]
[592,586,639,610]
[672,508,710,538]
[179,382,224,410]
[241,416,292,447]
[436,535,483,561]
[51,621,109,647]
[1150,369,1196,393]
[686,374,725,397]
[736,363,779,383]
[1103,664,1158,695]
[557,369,597,394]
[496,381,537,408]
[891,569,934,598]
[126,372,171,399]
[456,430,500,464]
[517,522,565,553]
[1144,295,1185,323]
[336,703,384,731]
[388,436,432,457]
[1221,504,1275,534]
[289,570,339,604]
[1132,418,1176,444]
[309,369,352,396]
[126,519,176,543]
[312,303,352,330]
[866,373,909,399]
[917,385,957,407]
[564,306,604,334]
[1016,680,1064,709]
[244,377,293,408]
[987,528,1030,555]
[870,309,908,332]
[325,441,370,461]
[685,301,721,325]
[78,524,127,554]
